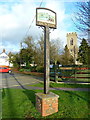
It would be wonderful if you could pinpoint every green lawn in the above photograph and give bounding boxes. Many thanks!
[1,88,90,119]
[50,82,90,88]
[27,82,90,88]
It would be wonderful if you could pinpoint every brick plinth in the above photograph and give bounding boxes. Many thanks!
[35,92,59,116]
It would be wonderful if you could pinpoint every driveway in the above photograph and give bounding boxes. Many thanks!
[0,72,43,89]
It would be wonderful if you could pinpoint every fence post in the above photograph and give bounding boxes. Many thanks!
[54,61,58,82]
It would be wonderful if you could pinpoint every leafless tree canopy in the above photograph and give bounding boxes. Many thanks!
[74,2,90,35]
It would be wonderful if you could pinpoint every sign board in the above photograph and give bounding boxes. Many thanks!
[36,8,57,28]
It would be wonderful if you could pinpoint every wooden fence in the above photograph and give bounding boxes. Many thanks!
[50,67,90,83]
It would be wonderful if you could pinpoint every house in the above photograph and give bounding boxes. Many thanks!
[0,49,13,67]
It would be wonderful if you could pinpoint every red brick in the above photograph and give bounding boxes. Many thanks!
[35,92,59,116]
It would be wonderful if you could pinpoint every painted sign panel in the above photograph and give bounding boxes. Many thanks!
[36,8,57,28]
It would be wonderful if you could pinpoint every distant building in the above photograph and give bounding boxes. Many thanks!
[0,49,13,67]
[67,32,82,65]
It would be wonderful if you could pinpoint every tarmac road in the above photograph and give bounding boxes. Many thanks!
[0,72,89,91]
[0,72,43,89]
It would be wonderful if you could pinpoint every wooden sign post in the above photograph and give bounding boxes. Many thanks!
[36,8,59,116]
[44,26,50,94]
[36,7,57,94]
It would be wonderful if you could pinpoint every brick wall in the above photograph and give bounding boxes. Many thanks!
[36,92,59,116]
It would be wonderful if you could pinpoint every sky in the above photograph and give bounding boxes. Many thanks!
[0,0,88,54]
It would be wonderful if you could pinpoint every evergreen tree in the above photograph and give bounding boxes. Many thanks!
[88,46,90,65]
[78,38,89,64]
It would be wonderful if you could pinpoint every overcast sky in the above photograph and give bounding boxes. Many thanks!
[0,0,88,54]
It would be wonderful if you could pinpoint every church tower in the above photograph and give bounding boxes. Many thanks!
[67,32,78,64]
[3,49,5,53]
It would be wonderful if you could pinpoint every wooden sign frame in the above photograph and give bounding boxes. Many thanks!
[36,8,57,29]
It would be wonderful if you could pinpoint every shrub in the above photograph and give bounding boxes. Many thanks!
[24,69,31,72]
[25,65,30,69]
[31,66,37,72]
[19,69,24,72]
[36,66,44,73]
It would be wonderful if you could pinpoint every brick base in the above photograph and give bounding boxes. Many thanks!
[35,92,59,116]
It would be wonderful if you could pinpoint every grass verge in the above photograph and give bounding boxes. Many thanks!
[27,82,90,88]
[2,88,90,119]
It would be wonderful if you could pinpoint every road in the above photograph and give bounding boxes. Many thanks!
[0,72,43,89]
[0,72,90,91]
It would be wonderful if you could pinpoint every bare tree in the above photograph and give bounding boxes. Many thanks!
[73,2,90,37]
[35,35,61,66]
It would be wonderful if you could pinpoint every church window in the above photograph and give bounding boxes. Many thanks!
[70,49,73,52]
[70,38,73,45]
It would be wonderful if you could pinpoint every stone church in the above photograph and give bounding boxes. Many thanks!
[66,32,81,65]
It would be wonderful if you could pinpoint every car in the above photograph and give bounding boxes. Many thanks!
[0,66,12,73]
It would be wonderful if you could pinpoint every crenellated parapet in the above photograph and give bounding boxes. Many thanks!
[66,32,77,37]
